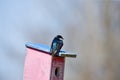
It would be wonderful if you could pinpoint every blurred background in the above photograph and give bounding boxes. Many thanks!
[0,0,120,80]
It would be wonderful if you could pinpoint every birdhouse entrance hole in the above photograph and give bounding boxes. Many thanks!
[55,67,60,77]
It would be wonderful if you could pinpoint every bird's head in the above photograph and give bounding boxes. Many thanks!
[56,35,64,40]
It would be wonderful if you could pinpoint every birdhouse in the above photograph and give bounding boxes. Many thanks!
[23,42,76,80]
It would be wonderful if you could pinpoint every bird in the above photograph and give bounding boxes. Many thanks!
[50,35,64,56]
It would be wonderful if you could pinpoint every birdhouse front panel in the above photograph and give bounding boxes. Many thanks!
[50,57,65,80]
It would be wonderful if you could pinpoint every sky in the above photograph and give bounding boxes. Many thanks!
[0,0,107,80]
[0,0,83,80]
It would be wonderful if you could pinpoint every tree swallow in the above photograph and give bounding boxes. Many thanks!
[50,35,64,56]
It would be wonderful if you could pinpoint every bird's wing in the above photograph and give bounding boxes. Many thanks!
[50,42,57,53]
[50,39,63,56]
[56,40,63,53]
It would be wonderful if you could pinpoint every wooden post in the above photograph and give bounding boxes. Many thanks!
[23,42,76,80]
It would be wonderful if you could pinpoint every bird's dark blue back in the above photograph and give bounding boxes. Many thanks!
[50,37,63,56]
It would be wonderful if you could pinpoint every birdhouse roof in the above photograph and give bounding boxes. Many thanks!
[25,42,50,53]
[25,42,77,58]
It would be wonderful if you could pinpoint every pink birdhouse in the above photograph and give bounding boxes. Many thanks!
[23,42,76,80]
